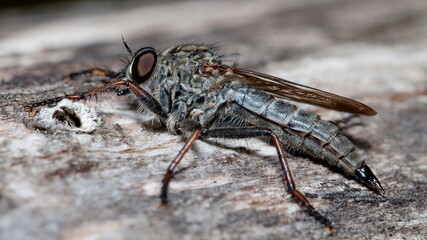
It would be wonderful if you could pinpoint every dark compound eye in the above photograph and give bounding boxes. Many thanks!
[130,47,157,84]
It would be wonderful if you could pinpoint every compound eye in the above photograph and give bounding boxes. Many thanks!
[131,48,157,84]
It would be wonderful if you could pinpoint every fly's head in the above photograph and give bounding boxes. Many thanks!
[125,47,158,86]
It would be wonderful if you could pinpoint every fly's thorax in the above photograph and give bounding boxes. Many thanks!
[161,81,231,132]
[149,44,234,132]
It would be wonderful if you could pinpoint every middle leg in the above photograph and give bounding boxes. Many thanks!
[160,126,202,205]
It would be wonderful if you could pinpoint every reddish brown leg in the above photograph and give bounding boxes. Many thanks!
[270,134,336,233]
[24,80,166,118]
[62,68,117,82]
[200,127,336,233]
[160,127,202,205]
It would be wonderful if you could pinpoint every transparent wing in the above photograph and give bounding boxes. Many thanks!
[214,64,376,115]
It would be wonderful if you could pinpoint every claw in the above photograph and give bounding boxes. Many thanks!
[326,225,337,234]
[24,105,37,117]
[62,77,71,83]
[29,107,37,117]
[23,105,32,112]
[156,201,170,209]
[354,163,385,195]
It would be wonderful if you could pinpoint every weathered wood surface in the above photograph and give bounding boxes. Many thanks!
[0,0,426,239]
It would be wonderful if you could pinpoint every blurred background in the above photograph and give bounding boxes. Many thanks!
[1,0,426,95]
[1,1,426,240]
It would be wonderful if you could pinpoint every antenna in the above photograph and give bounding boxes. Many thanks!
[122,35,133,56]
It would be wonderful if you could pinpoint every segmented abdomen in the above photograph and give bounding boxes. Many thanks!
[232,88,366,176]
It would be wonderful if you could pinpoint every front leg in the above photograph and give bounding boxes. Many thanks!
[24,80,166,118]
[62,68,117,83]
[62,68,132,96]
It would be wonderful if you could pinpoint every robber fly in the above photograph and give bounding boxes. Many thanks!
[24,40,385,232]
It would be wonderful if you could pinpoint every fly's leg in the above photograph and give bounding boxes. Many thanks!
[24,80,166,118]
[270,134,336,233]
[62,68,117,83]
[62,68,131,96]
[24,80,125,116]
[160,126,202,205]
[331,114,360,129]
[200,127,336,233]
